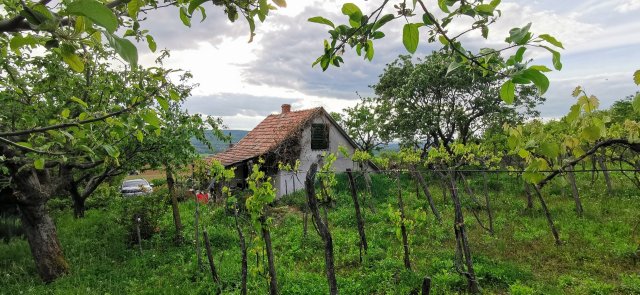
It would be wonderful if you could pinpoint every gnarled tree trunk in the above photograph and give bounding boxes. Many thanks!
[12,168,70,283]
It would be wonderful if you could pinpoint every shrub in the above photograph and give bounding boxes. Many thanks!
[115,192,166,245]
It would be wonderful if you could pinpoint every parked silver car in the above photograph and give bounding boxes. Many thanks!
[121,179,153,197]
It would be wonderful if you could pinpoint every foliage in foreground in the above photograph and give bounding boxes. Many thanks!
[1,172,639,294]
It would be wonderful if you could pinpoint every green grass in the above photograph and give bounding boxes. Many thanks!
[1,172,639,294]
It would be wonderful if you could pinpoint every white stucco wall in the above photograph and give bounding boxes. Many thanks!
[274,114,361,198]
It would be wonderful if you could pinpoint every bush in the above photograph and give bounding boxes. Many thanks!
[115,192,166,245]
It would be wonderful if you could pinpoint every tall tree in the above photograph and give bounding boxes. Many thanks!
[370,53,543,152]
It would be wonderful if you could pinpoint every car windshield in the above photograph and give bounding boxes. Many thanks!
[123,180,148,187]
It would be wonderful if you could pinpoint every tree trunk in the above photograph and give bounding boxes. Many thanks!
[261,217,279,295]
[18,203,70,283]
[448,171,479,293]
[533,185,562,245]
[597,155,613,194]
[306,163,338,295]
[566,165,583,217]
[166,167,183,244]
[396,172,412,271]
[346,169,368,260]
[411,168,442,223]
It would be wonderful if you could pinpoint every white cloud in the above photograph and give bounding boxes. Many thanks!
[137,0,639,129]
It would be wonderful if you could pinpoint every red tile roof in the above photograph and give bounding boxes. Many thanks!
[211,107,323,166]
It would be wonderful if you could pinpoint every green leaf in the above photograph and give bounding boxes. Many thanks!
[60,51,84,72]
[34,158,45,170]
[506,23,531,44]
[475,4,494,15]
[438,0,450,13]
[102,144,120,158]
[66,0,118,33]
[633,93,640,113]
[572,86,582,97]
[540,46,562,71]
[529,65,552,72]
[581,125,601,141]
[105,33,138,67]
[422,12,435,25]
[402,23,419,54]
[141,109,161,128]
[179,6,191,27]
[566,104,580,123]
[446,61,462,75]
[371,31,385,39]
[272,0,286,7]
[372,14,394,31]
[156,96,169,110]
[188,0,208,15]
[146,35,157,52]
[538,34,564,49]
[70,96,88,108]
[341,3,362,17]
[61,108,70,119]
[365,40,374,61]
[136,130,144,142]
[127,0,142,18]
[578,95,599,112]
[634,70,640,85]
[539,142,559,158]
[9,34,38,53]
[521,68,549,94]
[500,80,515,104]
[308,16,335,28]
[342,3,363,27]
[514,47,526,63]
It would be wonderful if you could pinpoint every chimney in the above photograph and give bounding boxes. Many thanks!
[281,104,291,114]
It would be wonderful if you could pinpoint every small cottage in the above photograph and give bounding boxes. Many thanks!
[211,104,374,197]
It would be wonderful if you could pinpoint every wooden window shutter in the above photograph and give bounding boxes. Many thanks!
[311,123,329,150]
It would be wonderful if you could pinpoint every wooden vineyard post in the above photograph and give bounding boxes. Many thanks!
[202,229,220,284]
[306,163,338,295]
[346,169,368,262]
[396,171,412,271]
[448,171,480,293]
[195,191,202,271]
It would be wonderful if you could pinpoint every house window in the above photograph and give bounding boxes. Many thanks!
[311,123,329,150]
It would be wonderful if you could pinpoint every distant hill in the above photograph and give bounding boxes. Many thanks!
[191,130,248,155]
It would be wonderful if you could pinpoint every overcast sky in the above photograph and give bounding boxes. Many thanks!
[137,0,640,130]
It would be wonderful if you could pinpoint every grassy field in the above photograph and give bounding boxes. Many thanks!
[1,172,639,294]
